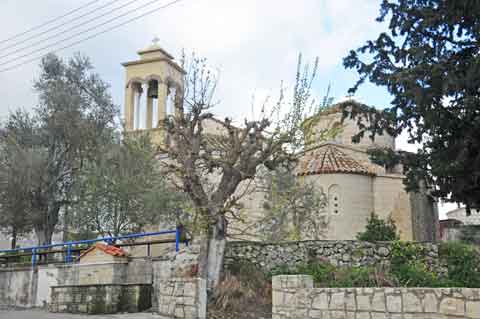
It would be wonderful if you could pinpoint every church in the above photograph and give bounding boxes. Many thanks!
[121,41,439,243]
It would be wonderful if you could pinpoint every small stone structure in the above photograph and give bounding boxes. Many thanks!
[272,275,480,318]
[78,243,128,264]
[0,258,152,308]
[0,245,207,318]
[226,240,440,272]
[49,284,152,314]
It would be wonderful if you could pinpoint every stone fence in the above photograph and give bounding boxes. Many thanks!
[0,259,151,308]
[225,240,440,272]
[272,275,480,319]
[49,284,152,314]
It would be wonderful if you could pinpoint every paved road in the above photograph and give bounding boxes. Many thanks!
[0,310,163,319]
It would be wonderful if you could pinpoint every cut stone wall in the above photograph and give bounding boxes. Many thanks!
[0,259,152,308]
[155,278,207,319]
[152,244,207,319]
[225,240,440,272]
[0,267,37,308]
[272,275,480,319]
[49,284,152,314]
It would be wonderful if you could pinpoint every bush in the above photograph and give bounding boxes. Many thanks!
[356,212,399,242]
[439,241,480,287]
[269,262,389,287]
[389,241,441,287]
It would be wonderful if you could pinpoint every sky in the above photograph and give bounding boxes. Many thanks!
[0,0,456,216]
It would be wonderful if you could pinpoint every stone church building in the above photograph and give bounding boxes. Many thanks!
[121,42,439,243]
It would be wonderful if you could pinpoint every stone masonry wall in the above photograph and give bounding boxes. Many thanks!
[49,284,152,314]
[156,277,207,319]
[225,241,440,272]
[272,275,480,319]
[0,259,152,309]
[152,244,207,319]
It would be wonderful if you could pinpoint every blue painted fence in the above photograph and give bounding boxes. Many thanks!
[0,227,184,267]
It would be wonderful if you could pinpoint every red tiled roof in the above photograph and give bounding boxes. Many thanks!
[296,145,376,176]
[79,243,127,259]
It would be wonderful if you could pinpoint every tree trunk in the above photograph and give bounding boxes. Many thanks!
[35,227,54,246]
[35,204,60,246]
[199,214,227,291]
[10,226,17,250]
[62,206,69,242]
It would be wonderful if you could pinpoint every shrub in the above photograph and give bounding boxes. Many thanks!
[357,212,399,242]
[296,262,336,284]
[389,241,441,287]
[439,241,480,287]
[269,262,390,287]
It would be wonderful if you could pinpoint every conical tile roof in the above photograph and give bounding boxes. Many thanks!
[296,145,375,176]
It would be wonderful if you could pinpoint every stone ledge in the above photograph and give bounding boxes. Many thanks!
[272,275,480,319]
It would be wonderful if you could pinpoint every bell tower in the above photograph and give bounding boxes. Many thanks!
[122,39,185,144]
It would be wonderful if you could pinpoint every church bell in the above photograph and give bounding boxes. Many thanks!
[147,80,158,98]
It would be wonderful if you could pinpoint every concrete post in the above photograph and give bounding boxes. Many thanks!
[146,96,153,129]
[135,85,143,130]
[124,84,135,131]
[157,82,168,127]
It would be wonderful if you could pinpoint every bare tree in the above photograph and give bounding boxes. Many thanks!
[161,54,322,289]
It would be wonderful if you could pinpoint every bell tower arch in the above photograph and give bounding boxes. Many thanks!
[122,39,185,143]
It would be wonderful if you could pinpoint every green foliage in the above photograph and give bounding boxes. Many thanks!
[270,242,480,288]
[72,133,187,238]
[297,262,336,285]
[390,241,440,287]
[439,241,480,288]
[366,147,402,172]
[0,53,117,245]
[269,262,383,287]
[356,212,399,242]
[343,0,480,209]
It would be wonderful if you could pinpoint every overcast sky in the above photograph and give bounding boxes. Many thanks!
[0,0,455,216]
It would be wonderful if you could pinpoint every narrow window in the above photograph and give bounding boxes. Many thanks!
[328,184,341,214]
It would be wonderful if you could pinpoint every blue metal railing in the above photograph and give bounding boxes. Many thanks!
[0,227,185,267]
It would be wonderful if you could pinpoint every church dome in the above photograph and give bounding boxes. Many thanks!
[304,100,396,150]
[296,144,376,176]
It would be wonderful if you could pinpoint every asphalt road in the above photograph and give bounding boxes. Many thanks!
[0,310,162,319]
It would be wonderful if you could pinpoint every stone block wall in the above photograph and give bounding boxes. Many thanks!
[226,240,440,272]
[49,284,152,314]
[152,244,207,319]
[272,275,480,319]
[156,278,207,319]
[0,259,152,309]
[0,267,36,308]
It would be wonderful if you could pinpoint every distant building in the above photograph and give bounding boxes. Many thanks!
[446,207,480,225]
[439,207,480,242]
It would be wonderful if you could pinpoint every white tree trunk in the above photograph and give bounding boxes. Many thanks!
[199,215,227,291]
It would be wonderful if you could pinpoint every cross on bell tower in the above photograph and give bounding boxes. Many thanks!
[121,39,185,144]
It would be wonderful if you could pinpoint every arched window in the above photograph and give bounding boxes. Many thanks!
[328,184,341,215]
